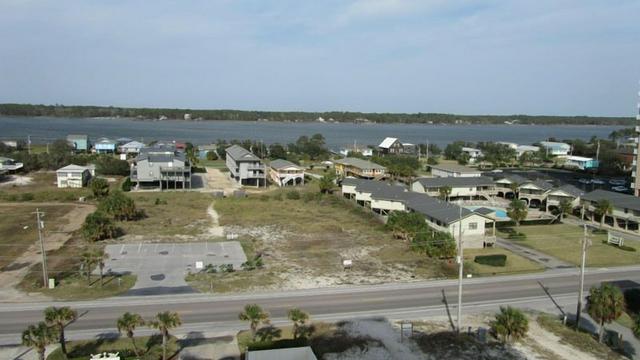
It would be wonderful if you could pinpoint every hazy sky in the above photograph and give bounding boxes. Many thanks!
[1,0,639,116]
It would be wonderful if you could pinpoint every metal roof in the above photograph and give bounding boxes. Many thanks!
[550,184,584,198]
[56,164,90,172]
[226,145,260,162]
[378,137,399,149]
[269,159,303,170]
[414,176,495,188]
[582,189,640,212]
[334,157,386,170]
[429,163,480,174]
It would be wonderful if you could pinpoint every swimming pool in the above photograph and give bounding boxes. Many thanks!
[465,206,509,219]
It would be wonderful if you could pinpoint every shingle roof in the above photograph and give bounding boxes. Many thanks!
[493,174,530,184]
[121,141,145,148]
[524,179,554,191]
[56,164,90,172]
[335,157,386,170]
[269,159,303,170]
[378,137,399,149]
[226,145,260,161]
[429,163,480,174]
[414,176,495,189]
[551,184,584,198]
[582,189,640,212]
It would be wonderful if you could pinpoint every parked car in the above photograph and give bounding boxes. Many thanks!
[591,179,605,185]
[612,186,629,192]
[609,179,626,186]
[578,178,591,185]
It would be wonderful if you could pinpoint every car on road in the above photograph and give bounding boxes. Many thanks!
[591,179,605,185]
[578,178,591,185]
[609,179,626,186]
[612,186,629,192]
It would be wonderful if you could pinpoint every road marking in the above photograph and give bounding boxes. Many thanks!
[138,243,142,253]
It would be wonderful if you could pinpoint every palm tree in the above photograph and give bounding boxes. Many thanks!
[22,322,57,360]
[318,173,335,194]
[94,249,109,287]
[287,308,310,339]
[507,199,528,229]
[438,186,452,202]
[558,199,573,221]
[117,312,145,357]
[239,304,270,340]
[80,250,97,284]
[587,283,625,343]
[594,199,613,229]
[490,306,529,343]
[508,182,519,199]
[149,311,181,360]
[44,306,77,357]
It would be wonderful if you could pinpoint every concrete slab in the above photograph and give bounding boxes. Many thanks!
[103,242,247,296]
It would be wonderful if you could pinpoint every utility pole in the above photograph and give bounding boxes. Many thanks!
[27,135,31,155]
[457,205,464,333]
[34,208,48,288]
[575,223,589,330]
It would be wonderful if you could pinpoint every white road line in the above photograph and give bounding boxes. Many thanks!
[137,243,142,253]
[119,244,125,255]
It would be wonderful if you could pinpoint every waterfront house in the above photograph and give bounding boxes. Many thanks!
[429,163,481,178]
[94,138,117,154]
[539,141,571,156]
[493,174,529,198]
[67,134,89,152]
[517,179,554,208]
[461,147,483,164]
[497,142,540,157]
[56,164,92,188]
[378,137,404,155]
[581,189,640,233]
[269,159,305,187]
[558,155,599,171]
[411,176,497,201]
[198,144,218,159]
[119,141,146,154]
[225,145,266,187]
[130,144,192,190]
[334,157,386,179]
[0,157,23,172]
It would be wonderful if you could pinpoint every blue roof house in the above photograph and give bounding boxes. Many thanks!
[67,134,89,152]
[94,138,117,154]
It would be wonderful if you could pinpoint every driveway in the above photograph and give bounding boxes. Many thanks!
[103,242,247,296]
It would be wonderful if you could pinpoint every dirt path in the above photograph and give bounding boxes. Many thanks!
[204,167,240,195]
[207,204,225,238]
[0,203,96,301]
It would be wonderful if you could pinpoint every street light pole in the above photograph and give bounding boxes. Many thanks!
[575,223,588,330]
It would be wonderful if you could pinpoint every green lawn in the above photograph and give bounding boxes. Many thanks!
[48,335,178,360]
[35,273,136,300]
[199,159,227,168]
[499,224,640,267]
[0,204,73,269]
[122,192,214,237]
[464,247,544,276]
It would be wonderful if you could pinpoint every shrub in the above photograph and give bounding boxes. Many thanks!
[508,232,527,240]
[286,190,300,200]
[219,264,234,273]
[19,192,34,201]
[154,197,167,205]
[206,151,218,161]
[302,192,318,202]
[90,177,110,198]
[121,177,132,192]
[95,156,129,176]
[99,191,139,221]
[272,193,283,201]
[474,254,507,267]
[81,211,119,241]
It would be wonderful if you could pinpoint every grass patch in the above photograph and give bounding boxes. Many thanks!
[21,270,136,300]
[0,172,90,202]
[47,334,178,360]
[499,224,640,267]
[474,254,507,267]
[0,204,73,269]
[199,159,227,168]
[122,192,213,237]
[537,314,624,360]
[616,312,635,330]
[464,247,544,276]
[186,269,278,293]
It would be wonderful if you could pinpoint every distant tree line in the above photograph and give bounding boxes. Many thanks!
[0,103,632,125]
[214,134,330,163]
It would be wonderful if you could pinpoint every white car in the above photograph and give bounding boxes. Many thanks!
[578,178,591,185]
[609,179,626,186]
[591,179,605,185]
[612,186,628,192]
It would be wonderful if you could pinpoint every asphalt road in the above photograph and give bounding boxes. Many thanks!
[1,266,639,345]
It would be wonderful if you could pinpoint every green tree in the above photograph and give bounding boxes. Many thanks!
[206,151,218,161]
[93,249,110,287]
[413,231,457,258]
[268,143,287,159]
[81,211,118,241]
[287,308,310,339]
[386,211,427,242]
[490,306,529,343]
[438,186,452,201]
[507,199,528,229]
[149,311,182,360]
[90,177,110,198]
[558,199,573,221]
[44,306,77,357]
[594,199,613,229]
[318,173,335,194]
[239,304,270,340]
[80,250,97,284]
[21,322,57,360]
[99,191,138,221]
[117,312,146,357]
[587,283,625,343]
[185,143,198,166]
[633,316,640,339]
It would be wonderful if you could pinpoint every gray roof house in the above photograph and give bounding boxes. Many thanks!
[411,176,497,200]
[269,159,305,187]
[0,157,23,172]
[130,145,191,190]
[429,164,482,178]
[581,189,640,233]
[334,157,386,179]
[226,145,266,187]
[56,164,92,188]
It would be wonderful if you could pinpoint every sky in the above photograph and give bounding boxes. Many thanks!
[0,0,639,117]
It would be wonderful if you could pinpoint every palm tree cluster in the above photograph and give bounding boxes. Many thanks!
[22,307,182,360]
[490,306,529,343]
[238,304,313,342]
[587,283,625,343]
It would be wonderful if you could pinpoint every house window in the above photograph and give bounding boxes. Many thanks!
[468,222,478,230]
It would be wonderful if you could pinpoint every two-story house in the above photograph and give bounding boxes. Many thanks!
[225,145,266,187]
[130,145,191,190]
[334,157,386,179]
